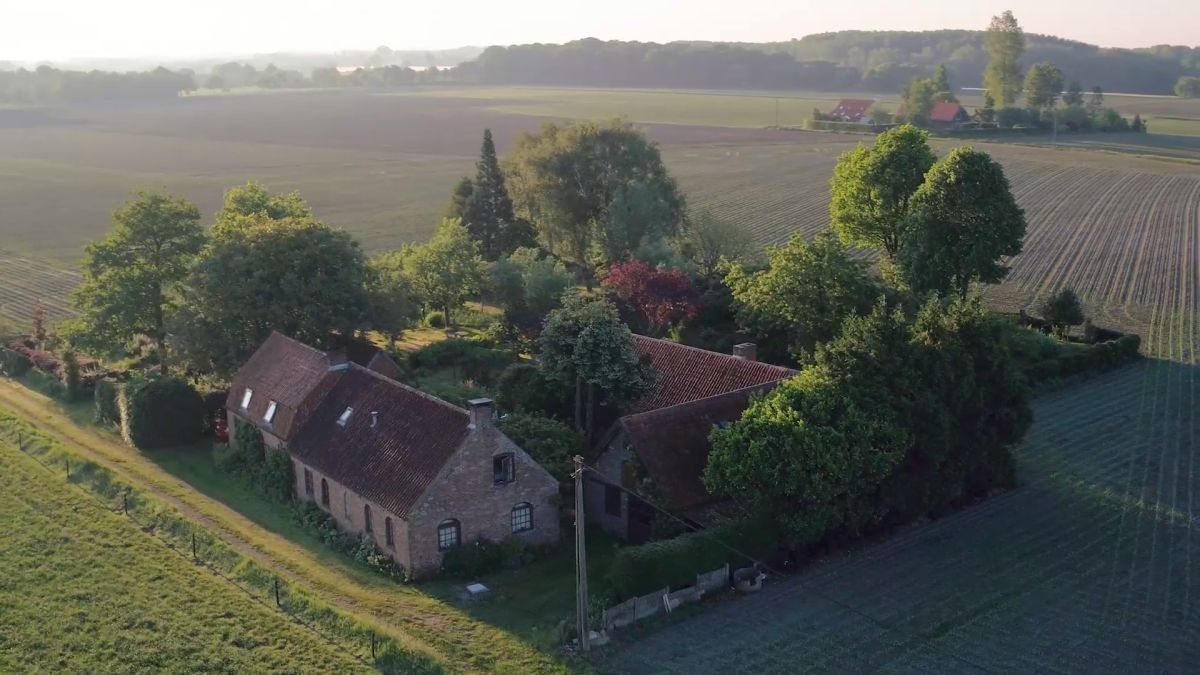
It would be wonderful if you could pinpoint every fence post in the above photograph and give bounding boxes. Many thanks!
[192,532,197,562]
[65,457,70,479]
[122,491,128,515]
[370,632,377,660]
[274,576,281,607]
[17,431,22,451]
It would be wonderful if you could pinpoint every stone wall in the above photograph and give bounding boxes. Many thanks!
[406,423,560,578]
[586,430,632,540]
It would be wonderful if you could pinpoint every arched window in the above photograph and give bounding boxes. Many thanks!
[364,504,373,533]
[511,503,533,533]
[437,519,460,551]
[320,478,329,507]
[385,517,394,549]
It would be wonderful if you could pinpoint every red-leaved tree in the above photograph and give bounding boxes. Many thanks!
[602,259,699,336]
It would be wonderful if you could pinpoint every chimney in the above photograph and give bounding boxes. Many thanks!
[370,411,379,428]
[732,343,757,362]
[468,398,494,430]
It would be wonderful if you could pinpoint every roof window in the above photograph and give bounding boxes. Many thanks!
[264,400,278,424]
[337,407,354,427]
[240,388,253,410]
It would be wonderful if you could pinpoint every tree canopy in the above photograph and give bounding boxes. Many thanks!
[1023,62,1065,109]
[212,181,314,237]
[602,259,700,336]
[68,191,204,364]
[984,10,1026,106]
[460,129,536,259]
[400,218,484,326]
[902,148,1026,297]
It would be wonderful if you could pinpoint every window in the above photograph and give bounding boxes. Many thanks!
[263,400,278,424]
[437,519,460,551]
[337,407,354,427]
[320,478,329,507]
[304,468,314,497]
[385,517,394,549]
[605,485,622,517]
[493,454,515,485]
[364,505,373,533]
[511,503,533,533]
[240,388,253,410]
[343,491,352,520]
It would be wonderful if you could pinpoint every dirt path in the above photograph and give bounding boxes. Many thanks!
[0,379,565,674]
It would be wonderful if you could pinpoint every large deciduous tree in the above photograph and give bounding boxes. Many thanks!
[830,124,936,267]
[490,247,573,332]
[174,217,369,373]
[69,191,204,366]
[537,294,655,438]
[901,148,1026,297]
[402,218,484,326]
[900,77,937,126]
[212,181,313,237]
[679,210,755,278]
[366,250,423,347]
[505,119,686,280]
[1023,62,1065,110]
[602,259,699,336]
[984,10,1025,107]
[726,230,878,360]
[461,129,536,259]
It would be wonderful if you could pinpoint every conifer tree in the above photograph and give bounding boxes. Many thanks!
[463,129,532,259]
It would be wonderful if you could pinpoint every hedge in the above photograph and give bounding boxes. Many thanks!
[607,517,779,599]
[94,379,120,425]
[119,375,206,449]
[0,347,30,376]
[799,120,894,133]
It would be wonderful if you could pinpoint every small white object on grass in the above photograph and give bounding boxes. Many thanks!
[466,582,489,597]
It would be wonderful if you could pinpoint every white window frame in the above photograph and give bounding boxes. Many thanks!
[437,520,460,551]
[511,503,533,533]
[240,388,253,410]
[263,400,278,424]
[337,407,354,427]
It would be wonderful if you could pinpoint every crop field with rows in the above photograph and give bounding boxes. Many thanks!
[0,251,78,327]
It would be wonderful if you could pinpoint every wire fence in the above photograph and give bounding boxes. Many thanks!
[2,419,443,675]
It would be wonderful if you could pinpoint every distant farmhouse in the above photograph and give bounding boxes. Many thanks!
[929,102,971,128]
[827,98,878,124]
[227,332,560,578]
[586,337,796,543]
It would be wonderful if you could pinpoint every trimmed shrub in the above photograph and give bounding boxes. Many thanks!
[607,518,779,599]
[0,347,30,376]
[441,535,531,578]
[425,311,446,328]
[119,375,206,449]
[94,379,120,425]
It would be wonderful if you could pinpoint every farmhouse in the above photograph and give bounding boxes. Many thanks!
[929,102,971,128]
[827,98,876,123]
[226,332,560,578]
[586,337,796,542]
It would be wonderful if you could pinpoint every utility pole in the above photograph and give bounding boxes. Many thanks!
[573,455,590,653]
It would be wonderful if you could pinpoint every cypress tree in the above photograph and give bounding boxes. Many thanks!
[464,129,519,260]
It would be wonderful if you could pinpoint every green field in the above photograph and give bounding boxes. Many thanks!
[0,441,368,673]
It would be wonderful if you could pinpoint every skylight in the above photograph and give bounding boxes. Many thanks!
[240,388,253,410]
[264,400,278,424]
[337,407,354,427]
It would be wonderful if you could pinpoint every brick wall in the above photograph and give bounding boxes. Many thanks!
[406,424,561,578]
[291,456,412,569]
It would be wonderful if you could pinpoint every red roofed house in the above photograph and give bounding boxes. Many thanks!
[929,102,971,129]
[828,98,877,124]
[585,336,796,542]
[227,332,560,578]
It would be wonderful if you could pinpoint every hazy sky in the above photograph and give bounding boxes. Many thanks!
[3,0,1196,62]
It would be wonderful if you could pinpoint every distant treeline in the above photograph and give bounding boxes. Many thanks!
[0,66,195,104]
[454,33,1200,95]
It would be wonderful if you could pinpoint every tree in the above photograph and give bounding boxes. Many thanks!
[505,119,686,280]
[984,10,1025,107]
[902,148,1026,297]
[1063,80,1085,107]
[32,303,46,346]
[444,177,473,219]
[366,250,423,347]
[1131,114,1147,133]
[490,248,573,332]
[461,129,534,259]
[931,64,957,103]
[726,230,878,358]
[900,77,937,126]
[1088,86,1105,114]
[69,191,203,366]
[402,218,483,325]
[679,210,754,278]
[212,181,313,237]
[1023,62,1065,110]
[537,294,655,438]
[1176,76,1200,98]
[602,259,700,336]
[1037,288,1084,336]
[977,92,997,124]
[175,217,369,373]
[830,124,936,266]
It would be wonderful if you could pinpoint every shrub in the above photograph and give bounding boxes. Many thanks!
[495,363,573,419]
[1037,288,1084,336]
[407,338,515,385]
[0,347,30,376]
[441,536,530,578]
[497,413,580,484]
[62,350,82,401]
[291,502,407,581]
[607,518,779,599]
[425,310,446,328]
[214,418,293,502]
[93,379,120,425]
[119,375,206,449]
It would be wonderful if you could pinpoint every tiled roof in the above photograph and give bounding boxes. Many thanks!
[628,335,795,414]
[831,98,874,119]
[931,102,968,123]
[622,384,779,510]
[288,365,470,518]
[226,331,335,440]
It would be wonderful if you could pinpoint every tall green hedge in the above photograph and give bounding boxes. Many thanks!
[606,517,779,599]
[94,379,120,425]
[119,375,206,449]
[0,347,30,377]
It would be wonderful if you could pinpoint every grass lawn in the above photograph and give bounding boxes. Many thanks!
[0,441,370,673]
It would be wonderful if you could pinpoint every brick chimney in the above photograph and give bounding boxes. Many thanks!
[732,343,757,362]
[468,398,494,430]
